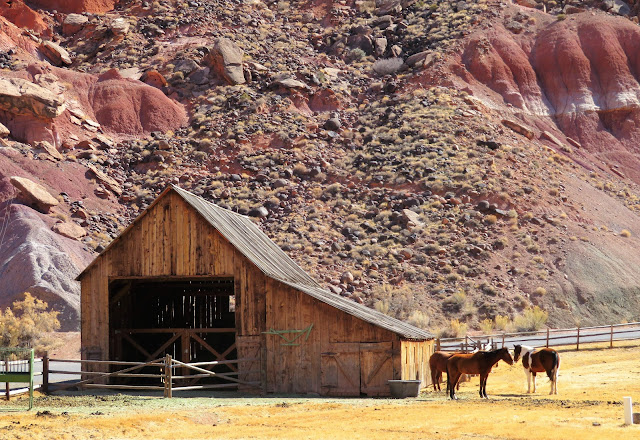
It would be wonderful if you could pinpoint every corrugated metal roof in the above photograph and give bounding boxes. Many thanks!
[78,185,433,340]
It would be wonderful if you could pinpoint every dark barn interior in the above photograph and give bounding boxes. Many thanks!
[108,277,237,385]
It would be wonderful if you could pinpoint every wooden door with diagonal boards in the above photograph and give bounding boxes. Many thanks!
[360,342,393,396]
[320,343,360,396]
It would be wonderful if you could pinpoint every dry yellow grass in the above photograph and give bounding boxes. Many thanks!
[0,342,639,439]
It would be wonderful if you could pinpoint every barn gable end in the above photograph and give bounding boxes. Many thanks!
[78,185,434,396]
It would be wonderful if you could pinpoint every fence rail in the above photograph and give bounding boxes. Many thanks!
[44,354,262,397]
[436,321,640,352]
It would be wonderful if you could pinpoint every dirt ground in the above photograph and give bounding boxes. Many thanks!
[1,341,639,440]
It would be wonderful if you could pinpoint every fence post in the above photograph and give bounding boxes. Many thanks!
[610,325,614,349]
[436,338,441,351]
[501,333,505,348]
[465,336,468,353]
[544,328,548,347]
[42,353,49,395]
[28,349,33,410]
[576,326,580,350]
[164,354,172,398]
[4,354,8,401]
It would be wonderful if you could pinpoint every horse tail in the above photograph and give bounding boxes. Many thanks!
[547,350,559,382]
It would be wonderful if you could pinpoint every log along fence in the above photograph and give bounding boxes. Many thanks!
[43,354,262,397]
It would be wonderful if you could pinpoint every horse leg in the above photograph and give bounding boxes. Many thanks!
[531,371,537,393]
[431,368,438,391]
[525,368,532,393]
[449,372,460,400]
[479,374,485,398]
[550,365,559,395]
[436,370,442,392]
[482,373,490,398]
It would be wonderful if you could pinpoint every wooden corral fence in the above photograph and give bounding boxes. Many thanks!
[43,354,262,397]
[113,328,237,366]
[0,348,37,409]
[437,321,640,353]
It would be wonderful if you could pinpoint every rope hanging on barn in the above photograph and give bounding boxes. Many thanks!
[263,324,313,346]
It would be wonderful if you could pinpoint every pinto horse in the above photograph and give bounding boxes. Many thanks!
[446,347,513,399]
[513,345,560,395]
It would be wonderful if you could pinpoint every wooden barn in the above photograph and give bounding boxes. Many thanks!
[77,185,435,396]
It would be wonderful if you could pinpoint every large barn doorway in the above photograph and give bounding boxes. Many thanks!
[108,277,236,386]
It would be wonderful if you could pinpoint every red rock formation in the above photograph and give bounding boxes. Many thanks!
[88,69,188,135]
[446,8,640,184]
[0,0,49,36]
[28,0,117,14]
[0,64,187,146]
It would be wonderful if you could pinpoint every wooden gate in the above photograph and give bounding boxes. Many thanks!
[320,342,394,396]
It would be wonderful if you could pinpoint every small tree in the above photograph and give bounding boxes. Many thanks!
[0,293,60,351]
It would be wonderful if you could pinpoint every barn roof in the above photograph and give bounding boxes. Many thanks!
[78,185,433,340]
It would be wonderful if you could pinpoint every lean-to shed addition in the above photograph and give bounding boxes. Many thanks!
[77,185,435,396]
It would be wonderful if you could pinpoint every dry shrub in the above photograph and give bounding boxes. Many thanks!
[372,58,404,76]
[439,319,468,338]
[512,306,548,332]
[494,314,511,331]
[407,310,430,329]
[0,293,60,352]
[479,318,494,334]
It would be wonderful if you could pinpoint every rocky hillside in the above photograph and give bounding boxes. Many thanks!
[2,0,640,332]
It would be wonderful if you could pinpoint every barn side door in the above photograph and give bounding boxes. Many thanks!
[320,343,360,396]
[237,335,265,392]
[360,342,394,396]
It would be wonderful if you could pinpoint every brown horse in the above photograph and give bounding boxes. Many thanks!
[429,351,454,391]
[513,345,560,395]
[446,347,514,399]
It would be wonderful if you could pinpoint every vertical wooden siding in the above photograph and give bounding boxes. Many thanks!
[264,278,406,395]
[81,192,262,360]
[400,340,434,389]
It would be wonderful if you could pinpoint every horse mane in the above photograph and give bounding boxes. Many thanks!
[519,345,534,354]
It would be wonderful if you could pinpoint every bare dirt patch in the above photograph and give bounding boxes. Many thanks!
[0,342,639,439]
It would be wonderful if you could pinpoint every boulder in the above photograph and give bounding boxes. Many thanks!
[204,38,246,85]
[0,77,65,119]
[272,76,310,91]
[0,122,9,138]
[10,176,59,213]
[111,17,130,37]
[501,119,534,139]
[248,206,269,218]
[62,13,88,35]
[402,209,424,228]
[40,41,73,66]
[540,131,564,147]
[52,221,86,240]
[141,70,168,89]
[340,271,355,285]
[406,51,429,67]
[86,164,122,196]
[36,140,64,160]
